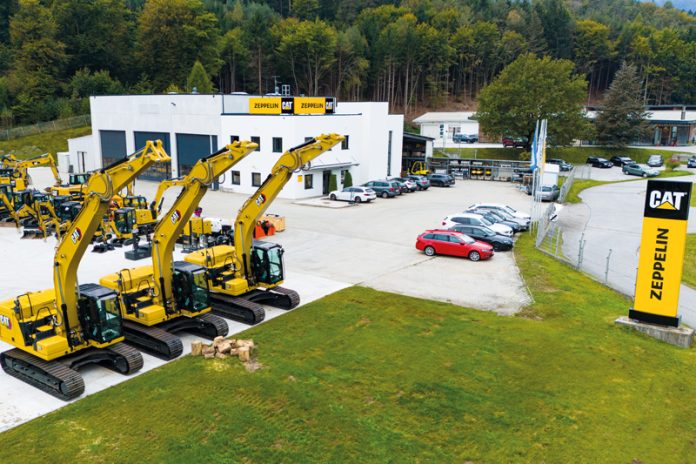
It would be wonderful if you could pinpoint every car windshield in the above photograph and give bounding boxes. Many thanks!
[456,234,475,244]
[480,228,494,237]
[502,206,516,214]
[479,217,493,226]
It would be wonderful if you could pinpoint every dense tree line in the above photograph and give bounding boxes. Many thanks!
[0,0,694,126]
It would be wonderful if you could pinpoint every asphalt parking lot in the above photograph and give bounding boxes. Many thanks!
[0,168,532,430]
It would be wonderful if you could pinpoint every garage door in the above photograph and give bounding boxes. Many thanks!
[100,130,127,169]
[134,131,171,181]
[176,134,218,177]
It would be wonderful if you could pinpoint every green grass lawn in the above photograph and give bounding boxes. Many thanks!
[1,235,696,462]
[564,170,692,204]
[0,126,91,159]
[443,146,690,164]
[692,184,695,207]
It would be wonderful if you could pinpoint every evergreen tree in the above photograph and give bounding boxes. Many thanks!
[187,60,214,93]
[595,62,650,147]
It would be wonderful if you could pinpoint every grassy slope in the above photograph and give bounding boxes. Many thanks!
[444,146,690,164]
[565,171,692,204]
[1,235,696,463]
[685,235,695,289]
[0,126,91,159]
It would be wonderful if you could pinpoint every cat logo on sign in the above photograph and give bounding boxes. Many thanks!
[631,180,692,327]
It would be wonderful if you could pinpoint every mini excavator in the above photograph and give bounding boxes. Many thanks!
[99,140,258,359]
[0,140,170,400]
[184,134,343,325]
[0,153,62,191]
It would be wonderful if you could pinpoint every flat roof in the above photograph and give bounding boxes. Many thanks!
[413,112,477,124]
[404,132,434,142]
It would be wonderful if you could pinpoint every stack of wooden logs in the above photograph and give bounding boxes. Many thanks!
[190,337,255,362]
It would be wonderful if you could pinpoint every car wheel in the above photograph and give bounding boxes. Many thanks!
[381,191,388,198]
[642,173,647,178]
[329,194,336,200]
[354,196,361,203]
[424,246,436,256]
[493,243,501,251]
[468,251,481,261]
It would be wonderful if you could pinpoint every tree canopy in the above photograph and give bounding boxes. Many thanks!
[0,0,694,127]
[476,54,592,146]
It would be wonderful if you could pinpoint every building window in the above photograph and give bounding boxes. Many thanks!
[341,170,347,184]
[230,135,240,143]
[272,137,283,153]
[304,173,313,190]
[252,172,261,187]
[231,170,240,185]
[251,136,260,151]
[341,135,349,150]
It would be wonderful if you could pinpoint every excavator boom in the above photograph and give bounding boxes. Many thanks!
[151,140,258,311]
[233,134,344,281]
[54,141,170,341]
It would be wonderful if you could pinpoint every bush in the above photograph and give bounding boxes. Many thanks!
[666,157,681,171]
[329,174,337,192]
[343,170,353,187]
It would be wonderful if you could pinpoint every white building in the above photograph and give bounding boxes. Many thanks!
[412,112,479,146]
[63,94,403,199]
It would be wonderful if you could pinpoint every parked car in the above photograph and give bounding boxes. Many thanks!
[390,179,410,194]
[468,206,529,230]
[687,156,696,168]
[442,213,513,237]
[622,163,659,178]
[406,175,430,190]
[502,136,527,148]
[546,158,573,172]
[467,208,523,233]
[328,186,376,203]
[586,156,613,168]
[391,177,418,192]
[415,229,494,261]
[647,154,664,167]
[467,203,531,222]
[449,224,513,251]
[610,156,635,167]
[453,133,478,143]
[427,173,455,187]
[363,180,399,198]
[525,184,560,202]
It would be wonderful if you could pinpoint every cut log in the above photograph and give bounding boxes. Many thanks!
[191,341,203,356]
[218,340,232,354]
[238,346,250,362]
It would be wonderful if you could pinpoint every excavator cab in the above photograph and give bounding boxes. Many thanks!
[77,283,124,344]
[113,208,136,235]
[251,241,285,285]
[69,173,90,186]
[58,201,82,222]
[172,261,210,313]
[12,190,34,210]
[123,195,148,210]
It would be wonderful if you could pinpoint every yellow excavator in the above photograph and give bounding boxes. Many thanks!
[99,140,258,359]
[0,140,170,400]
[184,134,343,325]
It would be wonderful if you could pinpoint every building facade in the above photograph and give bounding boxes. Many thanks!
[412,112,479,147]
[63,94,403,199]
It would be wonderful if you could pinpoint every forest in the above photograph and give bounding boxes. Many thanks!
[0,0,694,126]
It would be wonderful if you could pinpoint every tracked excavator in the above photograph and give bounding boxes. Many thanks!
[99,140,258,359]
[184,134,344,325]
[0,140,170,400]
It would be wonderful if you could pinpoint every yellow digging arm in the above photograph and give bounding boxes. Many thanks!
[151,140,258,313]
[17,153,62,185]
[53,141,170,346]
[233,134,344,282]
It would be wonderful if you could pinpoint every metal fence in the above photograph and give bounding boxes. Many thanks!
[0,114,91,141]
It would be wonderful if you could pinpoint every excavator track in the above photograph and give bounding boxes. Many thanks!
[246,286,301,310]
[269,286,301,309]
[103,342,144,374]
[210,292,266,325]
[122,321,184,360]
[193,312,230,339]
[0,349,84,401]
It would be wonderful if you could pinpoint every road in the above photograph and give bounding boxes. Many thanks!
[559,171,696,326]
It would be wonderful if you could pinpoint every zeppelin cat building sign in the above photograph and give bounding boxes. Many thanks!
[631,180,692,327]
[248,97,336,115]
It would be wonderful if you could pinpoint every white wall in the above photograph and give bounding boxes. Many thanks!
[60,134,98,177]
[84,95,403,199]
[420,121,479,141]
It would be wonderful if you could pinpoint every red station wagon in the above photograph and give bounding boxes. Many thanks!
[415,229,494,261]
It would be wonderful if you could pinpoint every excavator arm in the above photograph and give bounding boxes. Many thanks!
[15,153,62,185]
[53,140,170,345]
[151,140,258,312]
[233,134,344,282]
